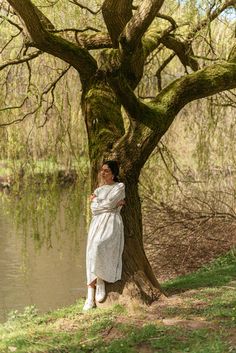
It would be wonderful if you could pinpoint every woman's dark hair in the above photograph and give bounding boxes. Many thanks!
[103,160,120,182]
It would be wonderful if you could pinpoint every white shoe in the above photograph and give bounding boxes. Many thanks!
[95,279,106,302]
[83,299,95,311]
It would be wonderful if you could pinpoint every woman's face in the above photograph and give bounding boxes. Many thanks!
[100,164,114,184]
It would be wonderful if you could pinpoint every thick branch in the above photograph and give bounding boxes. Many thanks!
[75,32,112,50]
[160,35,199,71]
[120,0,165,52]
[155,62,236,132]
[110,60,236,134]
[142,24,175,59]
[102,0,133,48]
[111,60,236,173]
[143,0,236,71]
[108,73,164,131]
[7,0,97,82]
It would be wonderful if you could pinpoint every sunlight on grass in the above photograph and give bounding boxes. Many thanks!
[0,253,235,353]
[162,249,236,294]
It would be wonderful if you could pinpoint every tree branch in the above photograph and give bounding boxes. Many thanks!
[0,65,70,128]
[0,13,22,31]
[143,0,236,72]
[155,53,176,91]
[187,0,236,42]
[108,73,163,131]
[109,58,236,134]
[48,28,113,50]
[6,0,97,82]
[69,0,101,15]
[120,0,165,53]
[50,26,100,34]
[142,24,176,59]
[102,0,133,48]
[75,32,112,50]
[0,96,28,112]
[0,50,42,71]
[160,35,199,71]
[154,61,236,134]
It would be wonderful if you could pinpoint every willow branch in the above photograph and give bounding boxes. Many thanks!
[187,0,236,42]
[50,26,100,34]
[0,105,40,127]
[155,53,176,91]
[0,13,22,31]
[0,96,28,112]
[0,28,22,54]
[6,0,97,82]
[0,65,70,128]
[39,65,71,127]
[69,0,101,15]
[0,50,42,71]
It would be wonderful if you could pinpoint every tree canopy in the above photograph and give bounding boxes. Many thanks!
[0,0,235,130]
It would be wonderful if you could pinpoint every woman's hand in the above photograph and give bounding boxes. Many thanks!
[90,194,96,201]
[116,199,125,207]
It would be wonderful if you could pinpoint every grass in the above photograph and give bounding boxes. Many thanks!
[162,249,236,294]
[0,250,236,353]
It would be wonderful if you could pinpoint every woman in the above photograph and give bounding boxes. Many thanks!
[83,160,125,311]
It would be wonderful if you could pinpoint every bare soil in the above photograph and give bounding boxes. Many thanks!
[143,206,236,281]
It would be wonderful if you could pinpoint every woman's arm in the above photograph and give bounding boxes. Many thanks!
[91,183,125,214]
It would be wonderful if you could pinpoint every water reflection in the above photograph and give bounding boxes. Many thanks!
[0,190,87,323]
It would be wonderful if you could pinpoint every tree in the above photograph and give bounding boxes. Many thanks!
[1,0,236,303]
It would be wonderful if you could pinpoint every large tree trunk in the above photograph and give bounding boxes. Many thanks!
[113,177,163,304]
[82,81,164,305]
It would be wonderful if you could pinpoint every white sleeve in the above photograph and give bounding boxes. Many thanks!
[91,183,125,214]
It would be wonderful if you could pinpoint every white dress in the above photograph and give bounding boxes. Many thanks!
[86,182,125,285]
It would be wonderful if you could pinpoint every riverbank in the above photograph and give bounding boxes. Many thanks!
[0,250,235,353]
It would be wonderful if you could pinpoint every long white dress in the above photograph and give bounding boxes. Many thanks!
[86,182,125,285]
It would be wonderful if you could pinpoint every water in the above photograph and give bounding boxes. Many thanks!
[0,192,87,323]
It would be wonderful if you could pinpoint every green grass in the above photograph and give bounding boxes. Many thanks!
[162,249,236,294]
[0,251,235,353]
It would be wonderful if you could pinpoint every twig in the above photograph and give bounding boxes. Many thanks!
[0,51,42,71]
[68,0,101,15]
[50,26,100,34]
[0,96,28,112]
[38,65,71,127]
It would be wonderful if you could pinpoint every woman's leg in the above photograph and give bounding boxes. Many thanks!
[83,280,96,311]
[95,277,106,302]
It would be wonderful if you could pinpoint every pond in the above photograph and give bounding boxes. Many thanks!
[0,187,87,323]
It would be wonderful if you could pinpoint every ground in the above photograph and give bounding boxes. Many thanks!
[0,234,235,353]
[144,205,236,281]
